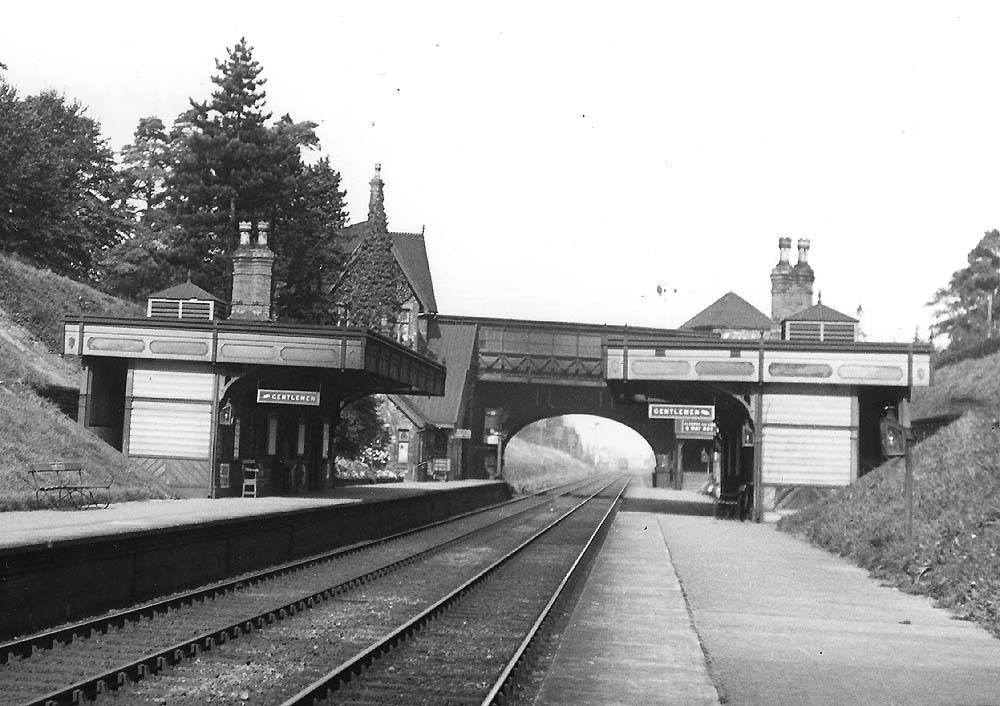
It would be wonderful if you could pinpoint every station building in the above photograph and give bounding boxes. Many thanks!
[64,218,445,498]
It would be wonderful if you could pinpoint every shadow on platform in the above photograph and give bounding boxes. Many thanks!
[620,496,715,516]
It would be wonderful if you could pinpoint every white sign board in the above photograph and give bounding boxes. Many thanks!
[453,428,472,440]
[648,403,715,419]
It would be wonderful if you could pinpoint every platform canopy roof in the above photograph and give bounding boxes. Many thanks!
[63,316,446,397]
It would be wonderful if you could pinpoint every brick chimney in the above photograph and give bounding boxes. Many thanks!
[771,237,814,323]
[229,221,275,321]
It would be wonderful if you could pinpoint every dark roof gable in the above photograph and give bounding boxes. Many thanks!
[681,292,772,330]
[784,302,858,323]
[149,281,223,302]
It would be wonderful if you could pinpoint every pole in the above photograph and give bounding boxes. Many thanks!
[901,394,913,544]
[752,386,764,522]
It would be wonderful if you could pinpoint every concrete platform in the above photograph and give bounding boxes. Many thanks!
[0,480,499,550]
[660,514,1000,706]
[534,473,1000,706]
[621,471,716,516]
[532,511,720,706]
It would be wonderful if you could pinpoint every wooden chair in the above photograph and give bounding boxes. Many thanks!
[241,461,259,498]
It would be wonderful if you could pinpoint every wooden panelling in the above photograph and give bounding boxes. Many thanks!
[131,361,214,401]
[762,389,852,426]
[128,401,212,459]
[129,456,209,496]
[762,427,853,486]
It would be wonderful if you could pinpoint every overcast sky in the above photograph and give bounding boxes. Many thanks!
[4,1,1000,342]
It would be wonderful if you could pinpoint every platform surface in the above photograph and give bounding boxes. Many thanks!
[0,480,502,549]
[534,472,1000,705]
[660,514,1000,706]
[532,510,720,706]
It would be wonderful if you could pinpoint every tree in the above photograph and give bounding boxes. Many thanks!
[929,230,1000,349]
[272,156,348,323]
[334,396,384,459]
[118,116,170,221]
[0,82,124,278]
[167,38,318,296]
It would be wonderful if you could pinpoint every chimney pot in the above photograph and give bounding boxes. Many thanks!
[238,221,252,246]
[797,238,811,264]
[257,221,269,246]
[778,237,791,263]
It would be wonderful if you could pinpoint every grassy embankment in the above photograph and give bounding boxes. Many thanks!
[503,437,603,494]
[779,352,1000,637]
[0,254,173,510]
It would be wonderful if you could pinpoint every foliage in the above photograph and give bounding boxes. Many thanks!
[0,384,173,510]
[779,411,1000,637]
[331,168,415,333]
[929,230,1000,350]
[272,157,348,323]
[503,437,598,494]
[166,38,321,298]
[0,82,125,278]
[515,417,593,463]
[912,343,1000,420]
[0,253,141,353]
[333,229,412,332]
[334,396,386,460]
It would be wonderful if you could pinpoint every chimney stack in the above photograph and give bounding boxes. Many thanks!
[229,221,275,321]
[771,236,814,324]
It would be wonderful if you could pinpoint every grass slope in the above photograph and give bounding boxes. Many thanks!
[503,438,600,493]
[779,411,1000,637]
[0,254,170,509]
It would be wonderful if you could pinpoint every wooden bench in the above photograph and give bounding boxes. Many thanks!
[28,462,113,509]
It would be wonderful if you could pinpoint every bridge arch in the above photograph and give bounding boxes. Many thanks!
[472,377,754,494]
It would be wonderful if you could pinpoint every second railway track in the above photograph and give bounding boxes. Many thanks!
[1,476,621,706]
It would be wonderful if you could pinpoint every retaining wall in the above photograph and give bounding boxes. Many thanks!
[0,482,511,639]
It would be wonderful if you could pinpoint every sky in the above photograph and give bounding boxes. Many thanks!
[4,2,1000,342]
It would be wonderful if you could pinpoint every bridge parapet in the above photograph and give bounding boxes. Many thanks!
[605,338,933,388]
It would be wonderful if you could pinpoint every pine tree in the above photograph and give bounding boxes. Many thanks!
[272,157,348,323]
[167,38,318,296]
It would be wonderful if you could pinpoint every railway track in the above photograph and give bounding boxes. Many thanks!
[0,476,614,706]
[283,476,627,706]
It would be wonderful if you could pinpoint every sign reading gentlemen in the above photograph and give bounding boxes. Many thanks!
[648,404,715,419]
[257,389,321,406]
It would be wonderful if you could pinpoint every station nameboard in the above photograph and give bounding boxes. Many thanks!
[648,404,715,420]
[257,389,320,406]
[675,419,717,439]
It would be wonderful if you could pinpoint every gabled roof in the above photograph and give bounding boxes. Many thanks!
[391,319,477,428]
[339,222,438,313]
[784,302,858,323]
[681,292,772,331]
[149,281,223,302]
[390,231,437,313]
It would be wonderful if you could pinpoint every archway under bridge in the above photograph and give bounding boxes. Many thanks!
[470,377,755,499]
